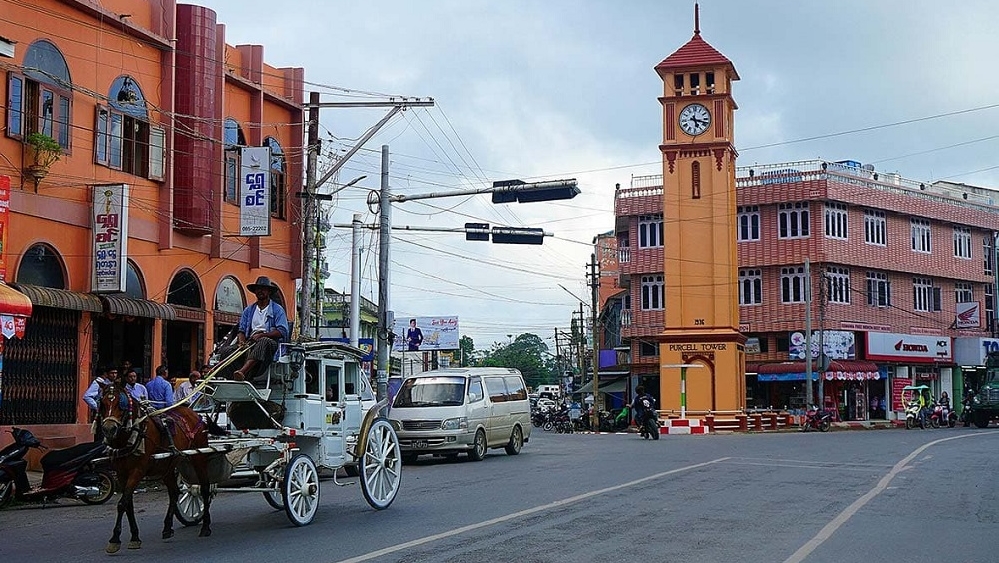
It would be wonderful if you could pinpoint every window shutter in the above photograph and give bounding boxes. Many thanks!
[6,73,24,139]
[932,287,942,312]
[108,111,123,170]
[94,105,109,165]
[147,124,166,181]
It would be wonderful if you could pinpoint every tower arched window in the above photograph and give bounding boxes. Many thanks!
[264,137,286,219]
[94,75,165,180]
[8,39,73,149]
[224,118,246,204]
[691,161,701,199]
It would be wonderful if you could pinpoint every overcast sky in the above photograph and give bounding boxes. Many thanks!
[199,0,999,350]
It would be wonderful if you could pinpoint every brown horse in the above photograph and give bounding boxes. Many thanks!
[99,380,214,553]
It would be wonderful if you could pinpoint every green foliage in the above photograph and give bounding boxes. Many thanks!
[458,335,475,367]
[478,333,556,390]
[25,132,62,168]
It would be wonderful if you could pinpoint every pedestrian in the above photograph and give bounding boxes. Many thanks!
[124,369,148,402]
[82,366,118,440]
[145,365,175,409]
[177,370,202,405]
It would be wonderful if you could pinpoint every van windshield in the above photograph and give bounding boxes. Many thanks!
[393,376,466,407]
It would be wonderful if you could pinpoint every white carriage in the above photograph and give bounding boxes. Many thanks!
[166,341,401,527]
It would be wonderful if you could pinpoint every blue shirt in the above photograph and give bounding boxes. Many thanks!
[238,300,290,343]
[145,376,175,409]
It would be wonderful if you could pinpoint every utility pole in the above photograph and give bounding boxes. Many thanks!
[576,304,585,391]
[376,145,392,402]
[587,253,600,430]
[349,213,362,347]
[301,91,320,338]
[804,258,813,407]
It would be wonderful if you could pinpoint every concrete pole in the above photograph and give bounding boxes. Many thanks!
[589,253,600,431]
[376,145,392,401]
[301,91,320,340]
[350,213,362,347]
[804,258,813,407]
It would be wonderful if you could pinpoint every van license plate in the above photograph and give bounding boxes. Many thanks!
[413,440,428,449]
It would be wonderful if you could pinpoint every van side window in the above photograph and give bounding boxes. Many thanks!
[467,378,484,403]
[484,376,507,403]
[503,376,527,401]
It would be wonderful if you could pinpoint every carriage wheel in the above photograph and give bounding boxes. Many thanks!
[262,490,284,510]
[283,454,320,526]
[360,418,401,510]
[175,476,207,526]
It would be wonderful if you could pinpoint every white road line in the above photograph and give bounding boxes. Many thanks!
[333,457,731,563]
[726,461,884,472]
[783,431,999,563]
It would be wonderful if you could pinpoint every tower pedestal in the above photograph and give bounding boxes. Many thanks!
[660,329,745,415]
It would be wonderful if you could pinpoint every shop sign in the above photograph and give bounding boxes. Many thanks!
[840,321,889,332]
[955,302,981,329]
[91,184,129,293]
[953,337,999,366]
[214,277,244,313]
[789,330,855,360]
[239,147,271,236]
[0,175,9,282]
[866,332,951,363]
[891,377,912,412]
[745,337,761,354]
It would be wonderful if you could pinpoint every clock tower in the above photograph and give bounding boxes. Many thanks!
[655,6,746,414]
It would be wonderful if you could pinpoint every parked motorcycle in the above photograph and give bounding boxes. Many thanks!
[929,403,958,428]
[597,408,631,433]
[801,405,833,432]
[0,427,115,508]
[904,400,924,429]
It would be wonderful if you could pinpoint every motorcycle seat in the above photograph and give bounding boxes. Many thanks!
[39,442,107,470]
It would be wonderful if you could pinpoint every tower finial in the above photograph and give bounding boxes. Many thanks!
[694,2,700,35]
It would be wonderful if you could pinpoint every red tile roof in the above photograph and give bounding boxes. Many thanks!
[655,33,739,79]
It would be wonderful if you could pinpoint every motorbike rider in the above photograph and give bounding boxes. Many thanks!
[962,388,976,427]
[917,388,931,428]
[631,385,656,428]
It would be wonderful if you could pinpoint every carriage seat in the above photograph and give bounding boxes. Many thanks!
[206,380,271,403]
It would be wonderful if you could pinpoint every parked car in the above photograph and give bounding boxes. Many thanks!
[388,367,532,462]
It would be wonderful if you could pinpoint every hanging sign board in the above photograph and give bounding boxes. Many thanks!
[239,147,271,236]
[91,184,129,293]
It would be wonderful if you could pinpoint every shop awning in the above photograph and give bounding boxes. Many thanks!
[0,282,32,317]
[753,360,881,382]
[12,283,102,312]
[100,295,177,320]
[576,377,629,394]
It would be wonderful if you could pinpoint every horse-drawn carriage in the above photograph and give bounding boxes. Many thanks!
[171,341,401,526]
[98,340,401,552]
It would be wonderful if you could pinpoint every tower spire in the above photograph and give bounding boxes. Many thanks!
[694,2,700,35]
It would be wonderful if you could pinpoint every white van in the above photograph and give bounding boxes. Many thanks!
[388,367,532,462]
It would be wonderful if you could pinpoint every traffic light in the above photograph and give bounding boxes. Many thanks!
[491,227,545,245]
[464,222,490,242]
[491,179,579,204]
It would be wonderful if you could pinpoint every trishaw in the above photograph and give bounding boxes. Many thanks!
[168,341,401,527]
[900,384,929,429]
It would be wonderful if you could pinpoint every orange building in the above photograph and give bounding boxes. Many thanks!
[0,0,304,445]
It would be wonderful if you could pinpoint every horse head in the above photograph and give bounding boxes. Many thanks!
[100,381,139,447]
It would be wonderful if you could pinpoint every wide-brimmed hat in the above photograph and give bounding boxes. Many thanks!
[246,276,279,293]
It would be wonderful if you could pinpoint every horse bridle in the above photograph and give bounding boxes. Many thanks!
[101,388,144,456]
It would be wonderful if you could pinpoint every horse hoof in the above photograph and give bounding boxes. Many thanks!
[127,541,142,550]
[105,543,121,554]
[198,528,212,538]
[162,529,174,540]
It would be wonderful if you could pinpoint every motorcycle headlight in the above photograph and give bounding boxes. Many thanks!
[441,417,467,431]
[973,395,981,405]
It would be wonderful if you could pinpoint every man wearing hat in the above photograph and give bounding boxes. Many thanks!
[231,276,290,381]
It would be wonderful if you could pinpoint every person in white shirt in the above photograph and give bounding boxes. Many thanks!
[124,369,148,402]
[83,367,118,412]
[177,370,202,405]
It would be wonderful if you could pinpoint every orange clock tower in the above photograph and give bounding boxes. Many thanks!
[655,7,746,414]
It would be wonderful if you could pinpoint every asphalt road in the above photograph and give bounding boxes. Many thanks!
[2,426,997,563]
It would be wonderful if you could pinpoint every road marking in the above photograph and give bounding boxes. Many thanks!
[783,431,999,563]
[334,457,731,563]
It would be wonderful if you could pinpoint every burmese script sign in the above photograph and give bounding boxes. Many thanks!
[91,184,129,293]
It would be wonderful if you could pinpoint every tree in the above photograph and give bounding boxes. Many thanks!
[479,333,555,390]
[458,335,475,367]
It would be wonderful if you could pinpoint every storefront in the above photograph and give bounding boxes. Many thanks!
[750,359,880,418]
[953,337,999,398]
[866,332,953,421]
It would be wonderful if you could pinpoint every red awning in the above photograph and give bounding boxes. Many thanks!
[752,360,881,380]
[0,281,32,317]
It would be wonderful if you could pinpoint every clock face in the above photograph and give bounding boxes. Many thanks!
[678,103,711,136]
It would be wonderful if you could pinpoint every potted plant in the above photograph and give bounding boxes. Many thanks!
[23,131,62,190]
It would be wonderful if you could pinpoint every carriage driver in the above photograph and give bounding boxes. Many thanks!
[231,276,290,382]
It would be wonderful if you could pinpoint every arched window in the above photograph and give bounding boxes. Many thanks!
[8,39,73,149]
[691,161,701,199]
[124,260,145,299]
[224,118,246,204]
[15,243,66,288]
[95,75,165,181]
[264,137,286,219]
[167,269,204,308]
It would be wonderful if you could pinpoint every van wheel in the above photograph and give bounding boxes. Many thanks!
[505,426,523,456]
[468,430,487,461]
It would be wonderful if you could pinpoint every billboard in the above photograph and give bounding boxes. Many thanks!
[789,330,855,360]
[393,315,459,351]
[91,184,129,293]
[239,147,271,236]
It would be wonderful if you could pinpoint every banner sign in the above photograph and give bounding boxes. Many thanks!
[393,315,460,351]
[91,184,129,293]
[891,377,912,412]
[239,147,271,236]
[866,332,951,363]
[789,330,856,360]
[0,175,9,281]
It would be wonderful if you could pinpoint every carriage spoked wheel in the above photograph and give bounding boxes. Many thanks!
[359,418,402,510]
[175,476,215,526]
[262,489,284,510]
[283,454,320,526]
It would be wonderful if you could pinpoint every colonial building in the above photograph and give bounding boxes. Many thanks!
[0,0,304,444]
